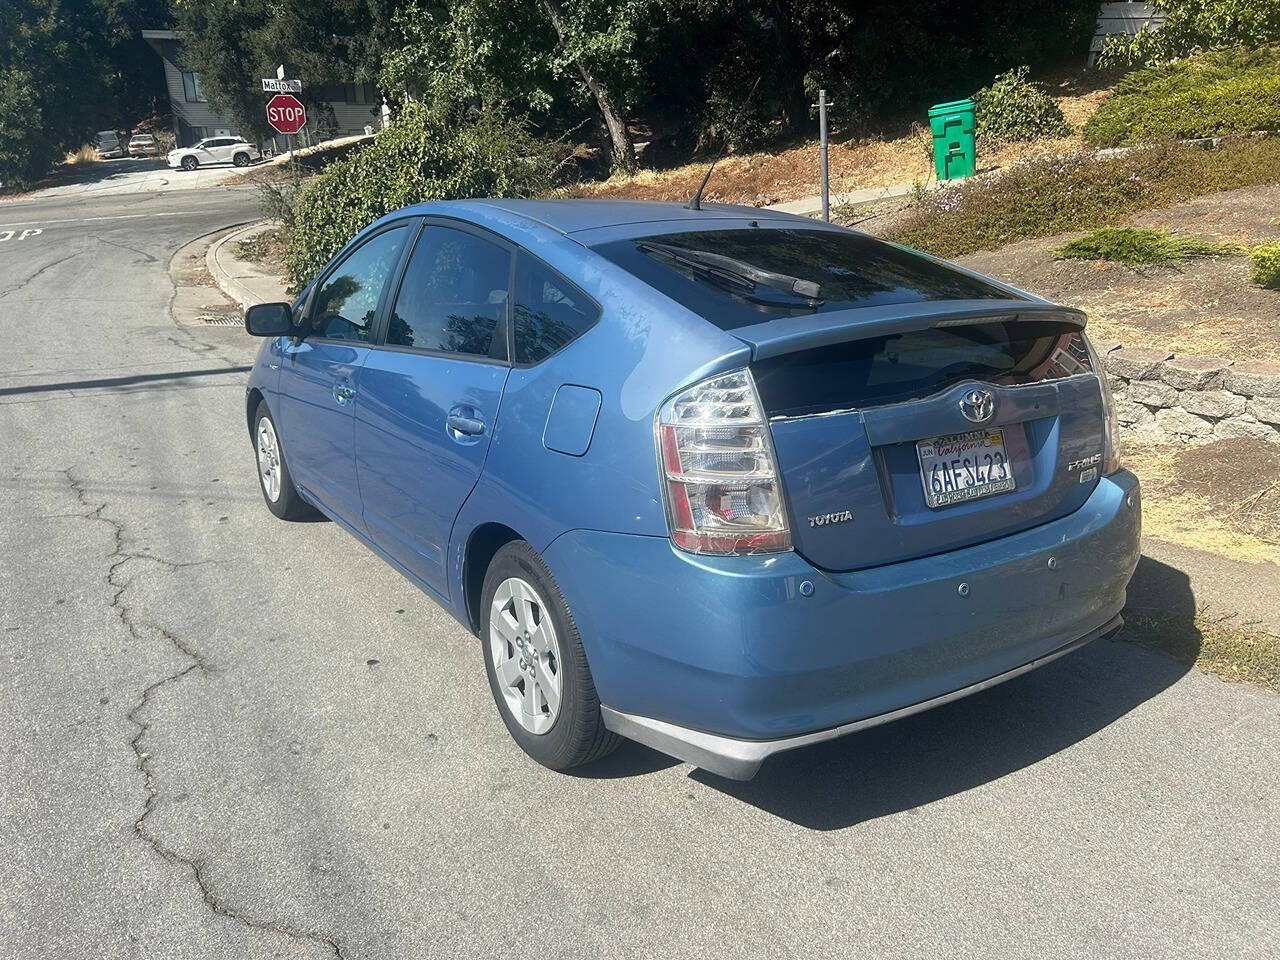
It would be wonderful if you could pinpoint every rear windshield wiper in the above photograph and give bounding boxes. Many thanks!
[636,241,824,308]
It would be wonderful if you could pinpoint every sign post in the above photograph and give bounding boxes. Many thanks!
[817,89,831,223]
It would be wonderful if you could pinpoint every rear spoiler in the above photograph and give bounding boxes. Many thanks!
[729,299,1087,361]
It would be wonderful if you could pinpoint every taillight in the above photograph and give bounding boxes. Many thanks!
[1083,332,1122,474]
[656,369,791,555]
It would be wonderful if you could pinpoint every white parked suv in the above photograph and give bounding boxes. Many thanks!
[167,136,261,171]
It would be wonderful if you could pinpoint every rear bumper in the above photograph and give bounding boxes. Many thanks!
[543,470,1141,775]
[601,614,1122,780]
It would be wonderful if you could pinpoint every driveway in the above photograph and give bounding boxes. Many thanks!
[5,156,252,202]
[1,187,1278,959]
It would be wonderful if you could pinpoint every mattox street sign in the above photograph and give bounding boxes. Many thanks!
[266,94,307,135]
[261,78,302,93]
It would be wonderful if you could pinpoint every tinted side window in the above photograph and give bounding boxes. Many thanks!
[309,225,409,342]
[512,255,599,364]
[388,226,511,358]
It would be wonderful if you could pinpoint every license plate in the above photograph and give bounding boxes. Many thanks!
[916,429,1016,508]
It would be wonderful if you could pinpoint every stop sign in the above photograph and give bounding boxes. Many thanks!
[266,94,306,135]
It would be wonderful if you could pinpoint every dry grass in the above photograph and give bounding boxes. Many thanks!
[236,226,291,277]
[65,144,100,165]
[1122,611,1280,692]
[951,182,1280,364]
[1126,440,1280,564]
[560,80,1110,207]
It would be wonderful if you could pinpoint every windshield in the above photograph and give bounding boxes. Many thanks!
[593,227,1016,331]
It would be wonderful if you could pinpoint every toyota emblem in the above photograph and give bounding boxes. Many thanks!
[959,388,996,424]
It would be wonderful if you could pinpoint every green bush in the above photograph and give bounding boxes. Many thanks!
[1056,227,1236,267]
[286,101,556,283]
[1084,46,1280,147]
[1097,0,1280,68]
[974,67,1071,143]
[1251,241,1280,287]
[886,138,1280,258]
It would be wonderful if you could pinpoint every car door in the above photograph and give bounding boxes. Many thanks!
[209,138,235,163]
[189,139,215,164]
[276,222,413,530]
[355,221,513,597]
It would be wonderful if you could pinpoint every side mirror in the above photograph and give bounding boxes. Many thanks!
[244,302,294,337]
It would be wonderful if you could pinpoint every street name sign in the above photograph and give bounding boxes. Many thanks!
[266,94,307,135]
[262,78,302,93]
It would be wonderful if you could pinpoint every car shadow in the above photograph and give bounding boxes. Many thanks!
[603,555,1200,828]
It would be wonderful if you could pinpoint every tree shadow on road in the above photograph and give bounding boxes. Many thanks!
[616,555,1199,829]
[20,156,169,193]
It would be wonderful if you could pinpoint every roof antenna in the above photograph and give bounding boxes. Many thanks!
[689,76,761,211]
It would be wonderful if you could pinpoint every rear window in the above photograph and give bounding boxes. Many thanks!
[592,228,1014,331]
[753,321,1091,418]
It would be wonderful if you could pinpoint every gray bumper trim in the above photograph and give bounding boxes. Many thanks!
[600,613,1123,781]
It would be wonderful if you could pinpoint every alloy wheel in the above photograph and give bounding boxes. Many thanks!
[256,417,282,502]
[489,577,563,735]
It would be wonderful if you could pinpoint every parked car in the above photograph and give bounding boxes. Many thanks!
[127,133,159,157]
[95,130,125,159]
[241,200,1141,780]
[167,136,260,171]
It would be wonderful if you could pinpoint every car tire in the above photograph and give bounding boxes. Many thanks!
[481,541,620,772]
[181,155,198,171]
[233,152,250,167]
[253,400,313,520]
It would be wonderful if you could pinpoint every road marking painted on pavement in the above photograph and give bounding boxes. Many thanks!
[0,228,42,241]
[0,211,186,229]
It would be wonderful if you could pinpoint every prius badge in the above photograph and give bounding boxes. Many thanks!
[959,388,996,424]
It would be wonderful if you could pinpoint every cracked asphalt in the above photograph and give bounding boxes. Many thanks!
[2,186,1278,959]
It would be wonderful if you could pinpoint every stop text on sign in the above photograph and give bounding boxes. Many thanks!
[266,94,307,135]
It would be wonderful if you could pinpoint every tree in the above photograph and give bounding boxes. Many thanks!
[1098,0,1280,68]
[176,0,401,141]
[0,0,112,188]
[91,0,172,123]
[537,0,637,170]
[380,0,650,172]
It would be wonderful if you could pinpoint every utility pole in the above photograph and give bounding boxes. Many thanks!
[818,89,831,223]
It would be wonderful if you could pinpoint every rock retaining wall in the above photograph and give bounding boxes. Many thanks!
[1098,345,1280,444]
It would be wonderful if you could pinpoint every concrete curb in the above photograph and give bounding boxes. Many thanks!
[167,220,257,327]
[207,220,289,308]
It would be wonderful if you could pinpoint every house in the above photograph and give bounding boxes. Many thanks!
[1090,1,1167,64]
[142,29,385,148]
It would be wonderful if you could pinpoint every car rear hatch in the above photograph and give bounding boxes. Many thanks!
[588,223,1107,571]
[741,302,1106,571]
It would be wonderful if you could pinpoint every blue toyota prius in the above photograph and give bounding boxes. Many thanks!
[242,199,1141,779]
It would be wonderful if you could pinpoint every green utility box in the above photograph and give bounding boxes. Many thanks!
[928,98,976,180]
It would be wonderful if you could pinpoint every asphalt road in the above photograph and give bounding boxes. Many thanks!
[14,155,250,201]
[2,186,1278,960]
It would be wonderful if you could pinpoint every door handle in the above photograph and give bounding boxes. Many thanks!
[332,381,356,404]
[446,413,486,436]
